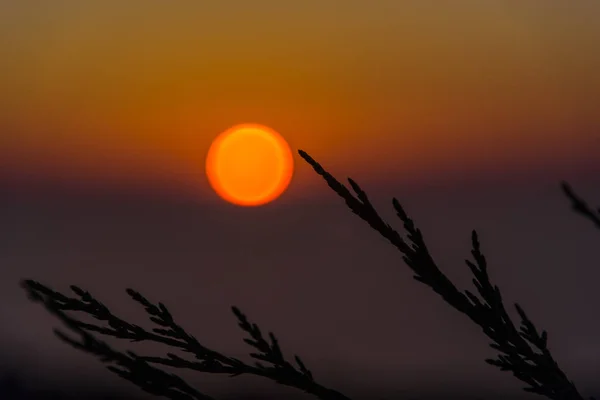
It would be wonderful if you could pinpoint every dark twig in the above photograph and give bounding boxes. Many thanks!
[561,182,600,230]
[23,282,214,400]
[20,149,596,400]
[298,149,590,400]
[21,280,351,400]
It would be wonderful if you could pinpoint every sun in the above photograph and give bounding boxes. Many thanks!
[205,124,294,206]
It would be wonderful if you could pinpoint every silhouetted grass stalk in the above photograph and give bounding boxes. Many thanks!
[21,149,597,400]
[298,149,596,400]
[561,182,600,230]
[22,280,351,400]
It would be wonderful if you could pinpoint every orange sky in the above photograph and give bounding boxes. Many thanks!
[1,1,599,200]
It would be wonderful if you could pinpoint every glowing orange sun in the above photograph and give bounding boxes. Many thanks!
[205,124,294,206]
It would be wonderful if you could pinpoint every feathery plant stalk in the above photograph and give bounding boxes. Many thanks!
[22,280,351,400]
[21,149,597,400]
[297,149,596,400]
[561,182,600,230]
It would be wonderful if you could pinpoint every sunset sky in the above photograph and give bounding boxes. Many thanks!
[2,1,599,199]
[1,2,600,399]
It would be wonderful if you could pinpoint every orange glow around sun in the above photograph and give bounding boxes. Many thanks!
[205,124,294,206]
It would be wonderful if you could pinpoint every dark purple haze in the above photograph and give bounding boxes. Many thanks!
[1,156,599,399]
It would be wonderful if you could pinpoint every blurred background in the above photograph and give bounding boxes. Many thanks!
[1,1,599,399]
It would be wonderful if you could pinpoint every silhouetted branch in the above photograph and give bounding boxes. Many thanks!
[20,149,597,400]
[23,281,214,400]
[561,182,600,230]
[298,149,590,400]
[21,280,351,400]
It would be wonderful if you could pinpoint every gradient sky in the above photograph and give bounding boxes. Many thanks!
[2,1,599,196]
[1,2,600,399]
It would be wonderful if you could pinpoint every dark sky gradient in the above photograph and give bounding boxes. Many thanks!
[1,163,599,399]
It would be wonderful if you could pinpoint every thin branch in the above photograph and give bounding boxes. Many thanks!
[561,182,600,230]
[21,280,351,400]
[19,150,596,400]
[23,282,214,400]
[298,149,590,400]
